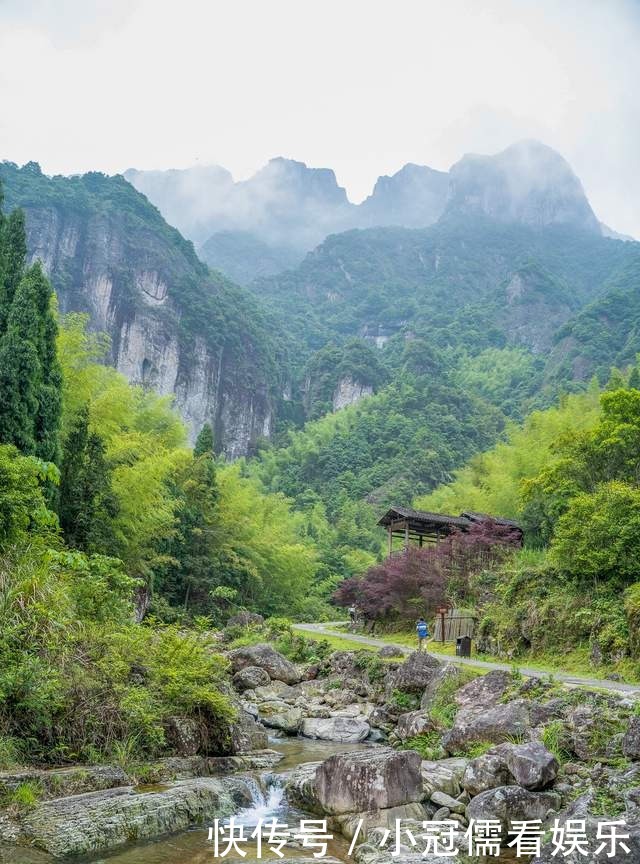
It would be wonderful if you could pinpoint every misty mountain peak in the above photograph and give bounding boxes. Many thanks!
[445,139,601,233]
[359,162,449,227]
[248,157,351,207]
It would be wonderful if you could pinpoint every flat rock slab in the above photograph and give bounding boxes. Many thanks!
[0,777,251,858]
[0,764,129,800]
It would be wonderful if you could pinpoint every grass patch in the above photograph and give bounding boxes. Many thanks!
[453,739,496,758]
[0,780,43,812]
[390,689,420,712]
[398,731,444,760]
[540,720,571,764]
[428,667,479,730]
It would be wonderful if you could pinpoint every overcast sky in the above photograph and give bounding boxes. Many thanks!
[1,0,639,235]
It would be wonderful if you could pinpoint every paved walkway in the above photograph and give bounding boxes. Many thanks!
[293,622,640,696]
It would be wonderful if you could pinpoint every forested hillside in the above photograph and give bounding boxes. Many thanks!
[0,161,280,457]
[247,218,638,551]
[332,366,640,678]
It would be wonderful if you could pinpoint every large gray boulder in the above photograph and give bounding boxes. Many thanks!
[228,643,300,685]
[461,752,511,797]
[315,748,423,815]
[230,709,269,753]
[232,665,270,691]
[623,716,640,760]
[467,785,561,835]
[300,717,370,743]
[163,716,202,756]
[454,669,511,711]
[502,741,559,791]
[386,652,445,696]
[443,700,531,753]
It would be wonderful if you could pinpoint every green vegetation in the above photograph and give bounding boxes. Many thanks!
[399,731,444,760]
[0,780,43,811]
[418,364,640,678]
[0,196,60,461]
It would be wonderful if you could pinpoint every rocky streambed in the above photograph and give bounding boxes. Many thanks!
[3,642,640,863]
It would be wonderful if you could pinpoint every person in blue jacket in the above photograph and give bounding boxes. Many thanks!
[416,617,429,652]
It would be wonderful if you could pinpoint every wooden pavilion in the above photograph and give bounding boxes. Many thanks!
[378,506,522,555]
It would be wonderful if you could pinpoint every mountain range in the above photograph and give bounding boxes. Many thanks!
[125,140,622,283]
[1,140,639,487]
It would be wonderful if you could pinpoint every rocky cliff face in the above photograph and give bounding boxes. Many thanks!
[1,162,277,457]
[332,376,374,411]
[445,140,601,233]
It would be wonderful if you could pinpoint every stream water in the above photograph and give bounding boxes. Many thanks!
[89,739,375,864]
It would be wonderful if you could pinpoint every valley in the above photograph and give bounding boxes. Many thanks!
[1,137,640,863]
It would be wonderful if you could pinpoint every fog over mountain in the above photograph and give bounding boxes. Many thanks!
[126,140,615,283]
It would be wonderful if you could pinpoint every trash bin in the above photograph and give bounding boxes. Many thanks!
[456,636,472,657]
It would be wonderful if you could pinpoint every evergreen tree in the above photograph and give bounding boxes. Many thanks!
[58,405,117,552]
[194,422,214,457]
[157,446,221,612]
[3,211,27,310]
[0,270,42,453]
[629,367,640,390]
[34,283,62,464]
[0,263,62,460]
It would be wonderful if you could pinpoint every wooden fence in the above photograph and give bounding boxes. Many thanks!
[431,608,475,642]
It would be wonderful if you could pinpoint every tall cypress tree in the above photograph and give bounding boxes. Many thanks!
[194,422,214,457]
[0,268,42,453]
[0,262,61,460]
[59,405,117,552]
[33,266,62,464]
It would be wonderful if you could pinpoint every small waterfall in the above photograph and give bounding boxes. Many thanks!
[232,773,285,827]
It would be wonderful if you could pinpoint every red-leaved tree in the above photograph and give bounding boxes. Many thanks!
[334,519,520,624]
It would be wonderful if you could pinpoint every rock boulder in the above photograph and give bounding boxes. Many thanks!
[443,700,531,753]
[300,717,370,743]
[315,748,422,815]
[466,785,561,834]
[232,666,270,691]
[502,741,559,791]
[623,717,640,760]
[386,652,444,696]
[228,643,300,685]
[461,752,511,797]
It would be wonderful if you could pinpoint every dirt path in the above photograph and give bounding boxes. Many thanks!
[293,622,640,696]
